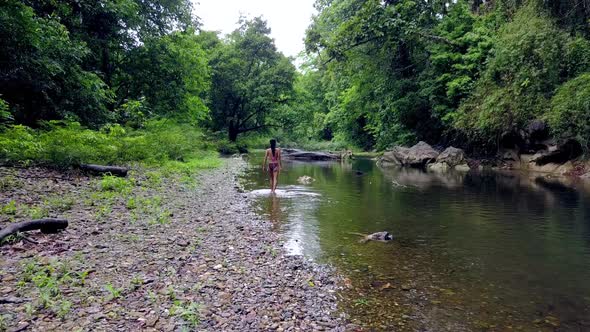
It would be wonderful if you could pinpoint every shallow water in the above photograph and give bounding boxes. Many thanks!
[242,154,590,331]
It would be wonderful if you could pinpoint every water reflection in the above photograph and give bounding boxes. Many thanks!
[268,194,282,224]
[242,155,590,331]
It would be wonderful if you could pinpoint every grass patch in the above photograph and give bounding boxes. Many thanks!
[0,175,22,190]
[104,283,123,301]
[17,258,88,319]
[0,200,17,216]
[171,300,201,328]
[44,195,75,213]
[99,175,133,193]
[27,206,50,219]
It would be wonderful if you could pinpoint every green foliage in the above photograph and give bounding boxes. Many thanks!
[44,196,75,213]
[547,73,590,147]
[454,4,574,145]
[104,283,123,301]
[0,97,11,125]
[0,120,218,168]
[0,200,17,216]
[0,0,199,127]
[120,30,210,122]
[28,206,49,220]
[207,17,296,141]
[0,1,113,126]
[303,0,590,151]
[171,300,201,328]
[216,139,248,155]
[99,176,133,194]
[18,258,86,318]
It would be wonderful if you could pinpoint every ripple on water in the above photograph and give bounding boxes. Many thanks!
[247,187,322,198]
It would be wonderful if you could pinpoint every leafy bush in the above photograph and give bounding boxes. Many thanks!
[454,4,569,144]
[0,97,11,124]
[0,125,42,164]
[546,73,590,148]
[0,119,218,168]
[38,122,120,167]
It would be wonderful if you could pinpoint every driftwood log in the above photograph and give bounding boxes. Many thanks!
[282,149,341,161]
[79,164,128,177]
[0,218,68,243]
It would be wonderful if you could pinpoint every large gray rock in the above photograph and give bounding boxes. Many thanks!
[530,139,582,165]
[380,141,439,168]
[436,147,466,167]
[428,147,471,172]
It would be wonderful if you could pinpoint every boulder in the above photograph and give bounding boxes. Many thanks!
[526,119,549,142]
[379,147,409,166]
[455,164,471,172]
[530,139,582,165]
[379,142,439,168]
[436,147,466,167]
[428,162,450,172]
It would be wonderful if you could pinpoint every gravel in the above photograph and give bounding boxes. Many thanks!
[0,158,348,331]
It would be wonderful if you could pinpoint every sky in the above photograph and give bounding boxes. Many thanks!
[192,0,317,58]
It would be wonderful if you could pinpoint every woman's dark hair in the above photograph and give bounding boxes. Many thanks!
[270,139,277,157]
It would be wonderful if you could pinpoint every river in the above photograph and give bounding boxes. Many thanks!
[241,153,590,331]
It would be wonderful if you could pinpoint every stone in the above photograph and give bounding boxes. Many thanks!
[297,176,315,185]
[526,119,549,142]
[379,141,439,168]
[428,162,450,172]
[436,147,466,167]
[455,164,471,172]
[530,139,582,165]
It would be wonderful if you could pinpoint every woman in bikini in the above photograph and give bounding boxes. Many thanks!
[263,139,282,193]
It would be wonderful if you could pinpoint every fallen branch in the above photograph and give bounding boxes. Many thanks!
[79,164,128,177]
[0,218,68,243]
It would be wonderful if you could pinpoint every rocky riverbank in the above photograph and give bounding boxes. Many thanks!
[378,140,590,178]
[0,158,347,331]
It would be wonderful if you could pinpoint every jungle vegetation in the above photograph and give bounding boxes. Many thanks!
[1,0,590,166]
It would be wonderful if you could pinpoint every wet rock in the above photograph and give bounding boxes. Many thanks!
[531,139,583,165]
[380,142,439,168]
[455,164,471,172]
[436,147,466,167]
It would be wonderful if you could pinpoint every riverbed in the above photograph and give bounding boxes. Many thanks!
[242,153,590,331]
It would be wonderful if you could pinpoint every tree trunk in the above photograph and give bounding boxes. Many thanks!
[79,164,128,177]
[228,123,239,142]
[0,219,68,243]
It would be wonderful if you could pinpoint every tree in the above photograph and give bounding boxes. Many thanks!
[117,30,210,123]
[0,1,112,127]
[207,18,296,142]
[454,4,573,145]
[0,0,197,127]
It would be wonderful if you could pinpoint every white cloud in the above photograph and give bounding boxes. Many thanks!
[192,0,316,58]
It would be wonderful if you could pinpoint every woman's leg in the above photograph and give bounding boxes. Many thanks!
[269,170,275,193]
[272,171,278,192]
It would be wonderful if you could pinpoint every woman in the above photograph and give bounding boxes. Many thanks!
[263,139,282,193]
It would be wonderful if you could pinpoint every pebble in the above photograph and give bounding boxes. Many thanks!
[0,160,346,331]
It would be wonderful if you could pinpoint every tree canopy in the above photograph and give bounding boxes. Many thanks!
[207,18,296,141]
[2,0,590,153]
